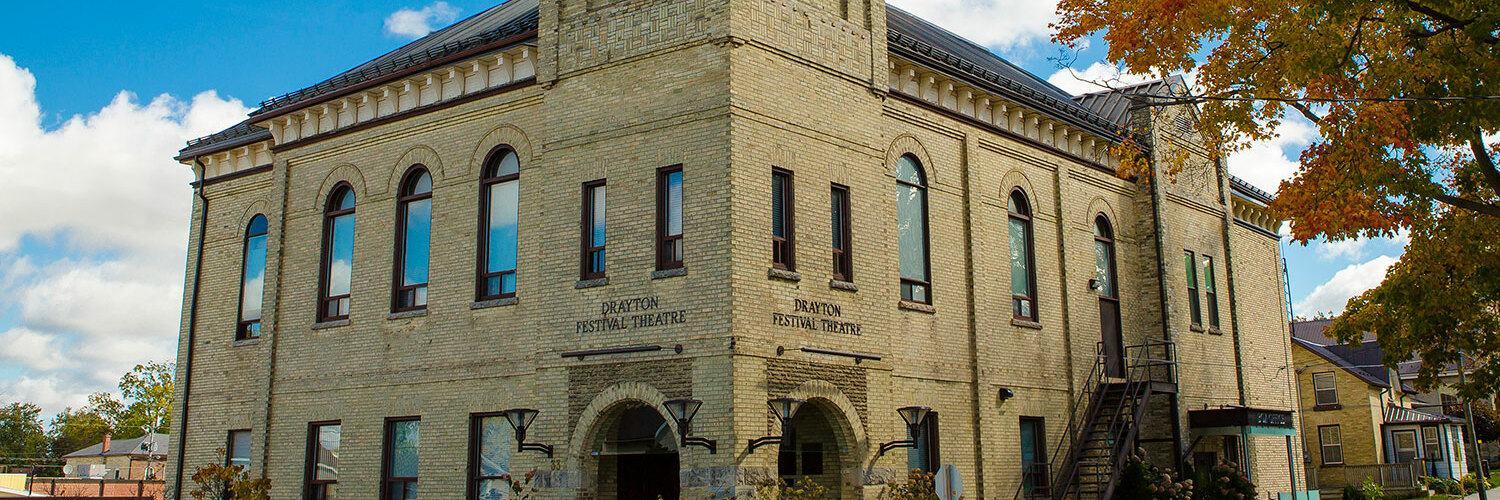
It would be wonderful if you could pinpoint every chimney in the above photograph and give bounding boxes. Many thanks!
[102,434,111,453]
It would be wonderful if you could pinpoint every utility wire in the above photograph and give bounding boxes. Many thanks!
[1130,93,1500,104]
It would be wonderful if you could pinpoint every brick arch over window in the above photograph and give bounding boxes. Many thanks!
[1085,198,1120,237]
[232,199,273,239]
[885,135,936,185]
[388,145,446,192]
[782,380,868,458]
[310,164,368,214]
[467,125,535,179]
[1000,170,1041,213]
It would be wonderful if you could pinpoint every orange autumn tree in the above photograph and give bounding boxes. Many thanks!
[1054,0,1500,396]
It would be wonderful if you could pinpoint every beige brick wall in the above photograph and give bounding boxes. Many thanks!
[167,1,1299,498]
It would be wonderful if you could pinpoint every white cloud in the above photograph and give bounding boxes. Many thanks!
[0,53,250,414]
[887,0,1059,52]
[1294,255,1399,315]
[1046,62,1155,96]
[1226,116,1319,194]
[1317,238,1369,261]
[384,2,461,39]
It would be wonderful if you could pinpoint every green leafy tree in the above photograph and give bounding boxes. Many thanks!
[87,361,174,438]
[0,402,50,466]
[188,461,271,500]
[48,407,112,457]
[1055,0,1500,397]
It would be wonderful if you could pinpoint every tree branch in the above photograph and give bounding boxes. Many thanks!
[1431,191,1500,219]
[1288,101,1325,124]
[1404,0,1500,45]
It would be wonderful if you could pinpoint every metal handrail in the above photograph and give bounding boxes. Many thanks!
[1015,343,1106,500]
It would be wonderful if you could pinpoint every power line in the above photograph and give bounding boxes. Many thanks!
[1132,93,1500,104]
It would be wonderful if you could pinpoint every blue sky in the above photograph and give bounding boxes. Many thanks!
[0,0,1405,416]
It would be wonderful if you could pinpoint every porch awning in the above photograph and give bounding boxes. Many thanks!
[1189,407,1297,436]
[1384,405,1464,425]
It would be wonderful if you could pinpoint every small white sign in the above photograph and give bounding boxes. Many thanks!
[935,464,962,500]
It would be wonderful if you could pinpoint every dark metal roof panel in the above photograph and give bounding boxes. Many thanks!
[62,433,170,459]
[1294,337,1392,389]
[177,121,272,160]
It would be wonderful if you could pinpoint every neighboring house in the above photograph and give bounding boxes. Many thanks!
[1292,322,1468,494]
[62,433,169,481]
[0,474,41,497]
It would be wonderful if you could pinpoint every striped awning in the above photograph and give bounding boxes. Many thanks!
[1384,405,1462,424]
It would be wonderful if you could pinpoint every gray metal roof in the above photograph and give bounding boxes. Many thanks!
[1294,337,1394,389]
[1073,78,1183,128]
[885,5,1121,139]
[62,433,170,459]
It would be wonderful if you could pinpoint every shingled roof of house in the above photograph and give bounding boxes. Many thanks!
[62,433,170,459]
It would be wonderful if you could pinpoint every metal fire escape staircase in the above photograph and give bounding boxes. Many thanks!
[1016,340,1178,500]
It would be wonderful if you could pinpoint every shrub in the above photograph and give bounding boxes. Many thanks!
[879,469,940,500]
[188,462,271,500]
[757,476,832,500]
[1341,483,1366,500]
[1462,471,1492,494]
[1419,475,1463,495]
[1360,477,1385,500]
[1190,462,1257,500]
[1115,450,1192,500]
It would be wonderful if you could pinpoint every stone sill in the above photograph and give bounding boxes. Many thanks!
[1207,327,1224,336]
[1011,318,1043,330]
[652,267,687,280]
[898,300,935,314]
[311,319,350,330]
[1190,324,1206,333]
[232,338,262,347]
[767,268,801,282]
[576,277,610,289]
[830,280,858,292]
[471,297,519,310]
[387,309,429,320]
[1313,404,1343,412]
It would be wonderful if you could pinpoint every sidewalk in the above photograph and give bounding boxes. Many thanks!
[1466,486,1500,500]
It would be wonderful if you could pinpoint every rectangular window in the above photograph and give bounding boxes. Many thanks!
[908,412,940,474]
[1313,372,1339,407]
[831,184,852,282]
[771,169,795,271]
[1020,417,1048,497]
[1423,426,1442,460]
[1202,255,1219,329]
[226,430,251,469]
[469,413,512,500]
[1319,425,1343,465]
[580,181,607,280]
[1185,251,1201,327]
[383,418,420,500]
[657,167,684,271]
[305,422,340,500]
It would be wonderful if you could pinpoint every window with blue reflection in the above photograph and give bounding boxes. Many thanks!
[321,187,356,321]
[480,149,520,300]
[395,169,432,311]
[238,215,268,340]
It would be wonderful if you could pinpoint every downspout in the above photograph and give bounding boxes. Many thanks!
[1217,158,1248,406]
[1145,118,1183,467]
[172,157,209,500]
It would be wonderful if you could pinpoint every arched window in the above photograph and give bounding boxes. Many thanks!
[237,215,268,340]
[1093,215,1117,300]
[1008,189,1037,321]
[478,148,520,300]
[394,168,432,311]
[320,185,356,322]
[895,154,930,304]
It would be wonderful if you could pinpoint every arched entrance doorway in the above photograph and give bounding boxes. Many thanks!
[595,403,679,500]
[778,402,848,496]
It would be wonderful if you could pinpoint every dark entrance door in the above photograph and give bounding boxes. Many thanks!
[1094,215,1125,378]
[605,406,679,500]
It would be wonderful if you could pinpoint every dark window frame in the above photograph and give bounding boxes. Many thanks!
[303,421,340,500]
[1009,188,1038,321]
[1319,424,1344,465]
[382,416,420,500]
[1422,426,1443,460]
[476,146,520,301]
[1020,417,1049,497]
[237,215,269,340]
[913,411,941,473]
[831,183,852,282]
[1202,255,1220,329]
[1185,250,1202,327]
[657,165,685,271]
[897,154,932,304]
[318,185,356,322]
[392,167,433,313]
[467,412,509,500]
[580,180,608,280]
[771,168,796,271]
[225,429,252,469]
[1094,216,1119,301]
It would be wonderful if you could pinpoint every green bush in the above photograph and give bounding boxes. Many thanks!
[1189,462,1257,500]
[1419,475,1463,495]
[1115,450,1192,500]
[1463,471,1493,494]
[1360,477,1385,500]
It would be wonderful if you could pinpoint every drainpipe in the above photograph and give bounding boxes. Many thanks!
[172,157,209,500]
[1146,121,1183,467]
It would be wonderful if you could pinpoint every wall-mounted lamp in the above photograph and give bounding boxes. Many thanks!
[501,408,555,458]
[663,398,717,454]
[747,398,806,453]
[999,388,1016,401]
[877,406,932,457]
[1088,278,1102,291]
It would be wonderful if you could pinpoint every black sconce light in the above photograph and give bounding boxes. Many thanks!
[999,388,1016,401]
[663,398,717,454]
[877,406,932,457]
[747,398,806,453]
[501,408,555,458]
